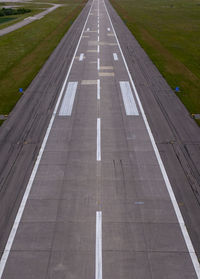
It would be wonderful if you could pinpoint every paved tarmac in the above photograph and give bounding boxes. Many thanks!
[0,0,200,278]
[0,3,61,37]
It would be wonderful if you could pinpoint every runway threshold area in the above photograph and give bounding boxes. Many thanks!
[0,0,199,278]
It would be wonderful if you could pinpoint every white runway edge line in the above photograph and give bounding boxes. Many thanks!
[97,118,101,161]
[96,211,102,279]
[0,0,95,277]
[120,81,139,116]
[103,0,200,277]
[97,79,100,100]
[113,53,118,61]
[59,82,78,116]
[79,53,84,61]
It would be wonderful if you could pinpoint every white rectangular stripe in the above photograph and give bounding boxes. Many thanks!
[107,27,110,31]
[79,53,84,61]
[97,118,101,161]
[113,53,118,61]
[97,79,100,100]
[59,82,78,116]
[96,211,102,279]
[97,58,100,71]
[120,81,139,115]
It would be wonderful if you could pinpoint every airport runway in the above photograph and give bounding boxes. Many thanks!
[0,0,200,278]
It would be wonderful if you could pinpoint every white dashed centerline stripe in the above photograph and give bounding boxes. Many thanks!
[0,0,95,277]
[79,53,84,61]
[113,53,118,61]
[103,0,200,277]
[97,79,100,100]
[95,211,102,279]
[120,81,139,116]
[97,118,101,161]
[59,82,78,116]
[98,35,99,41]
[97,45,100,53]
[97,58,100,71]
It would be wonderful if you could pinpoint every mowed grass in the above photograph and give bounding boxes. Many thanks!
[0,0,87,117]
[0,17,17,24]
[0,2,52,30]
[110,0,200,123]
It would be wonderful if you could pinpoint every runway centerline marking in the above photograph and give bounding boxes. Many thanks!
[97,79,100,100]
[96,211,102,279]
[97,118,101,161]
[119,81,139,116]
[0,0,95,277]
[97,58,100,71]
[59,82,78,116]
[79,53,84,61]
[113,53,118,61]
[103,0,200,277]
[97,45,100,53]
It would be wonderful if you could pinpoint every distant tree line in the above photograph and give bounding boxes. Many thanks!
[0,8,31,17]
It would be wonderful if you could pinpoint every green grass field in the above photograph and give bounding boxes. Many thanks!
[0,2,52,30]
[110,0,200,124]
[0,0,87,120]
[0,17,17,24]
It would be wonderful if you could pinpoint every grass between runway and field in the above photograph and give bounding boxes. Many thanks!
[0,0,87,122]
[110,0,200,125]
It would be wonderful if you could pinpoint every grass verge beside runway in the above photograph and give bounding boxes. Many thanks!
[0,0,87,121]
[110,0,200,124]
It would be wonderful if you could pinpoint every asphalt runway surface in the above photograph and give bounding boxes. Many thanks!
[0,0,200,278]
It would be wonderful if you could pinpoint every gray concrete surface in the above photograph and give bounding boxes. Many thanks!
[0,3,61,37]
[0,0,200,278]
[106,0,200,259]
